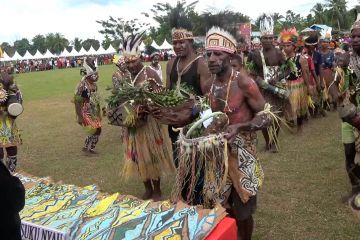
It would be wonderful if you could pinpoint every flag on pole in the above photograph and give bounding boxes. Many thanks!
[0,47,3,58]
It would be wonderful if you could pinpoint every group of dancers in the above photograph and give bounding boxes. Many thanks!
[73,14,360,239]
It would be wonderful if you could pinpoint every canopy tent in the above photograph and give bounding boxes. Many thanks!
[139,41,146,51]
[105,45,117,54]
[96,46,107,55]
[151,41,160,49]
[59,48,73,57]
[0,51,12,61]
[75,47,88,56]
[11,51,24,61]
[22,51,34,60]
[32,50,45,59]
[42,50,55,59]
[159,39,173,50]
[87,46,98,55]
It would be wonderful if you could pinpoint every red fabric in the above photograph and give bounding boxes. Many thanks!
[205,217,237,240]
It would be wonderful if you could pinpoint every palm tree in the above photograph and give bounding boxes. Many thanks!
[325,0,348,30]
[311,3,327,24]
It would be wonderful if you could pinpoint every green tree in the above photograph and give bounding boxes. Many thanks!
[200,9,250,37]
[31,34,47,54]
[82,39,100,51]
[72,38,83,52]
[45,33,69,55]
[13,38,30,56]
[311,3,327,24]
[97,17,149,44]
[325,0,350,30]
[144,1,198,43]
[101,35,112,49]
[0,42,15,57]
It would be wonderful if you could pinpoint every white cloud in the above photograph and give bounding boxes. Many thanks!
[0,0,358,44]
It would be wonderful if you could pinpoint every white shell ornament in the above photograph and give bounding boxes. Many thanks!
[0,89,8,103]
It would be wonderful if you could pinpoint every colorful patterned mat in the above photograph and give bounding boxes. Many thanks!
[17,174,226,240]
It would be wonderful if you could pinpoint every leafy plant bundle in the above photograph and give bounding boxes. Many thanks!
[106,82,194,108]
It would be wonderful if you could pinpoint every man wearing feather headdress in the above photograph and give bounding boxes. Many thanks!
[119,32,175,201]
[204,27,274,240]
[333,15,360,203]
[247,14,288,152]
[74,57,102,154]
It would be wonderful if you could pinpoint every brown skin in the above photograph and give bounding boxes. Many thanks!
[151,54,160,69]
[207,49,265,239]
[231,58,243,72]
[352,28,360,55]
[125,57,163,201]
[207,50,266,142]
[248,36,286,150]
[150,39,211,126]
[166,39,211,93]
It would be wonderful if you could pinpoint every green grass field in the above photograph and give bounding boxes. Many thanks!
[14,64,360,239]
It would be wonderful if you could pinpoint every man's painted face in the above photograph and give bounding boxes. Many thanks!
[351,28,360,53]
[173,40,190,57]
[206,50,231,75]
[261,35,274,49]
[126,58,142,75]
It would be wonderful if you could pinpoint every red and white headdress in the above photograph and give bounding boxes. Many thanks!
[205,27,236,54]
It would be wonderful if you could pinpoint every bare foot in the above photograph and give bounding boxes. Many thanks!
[152,191,162,202]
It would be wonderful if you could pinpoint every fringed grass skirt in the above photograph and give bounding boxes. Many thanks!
[284,78,308,122]
[0,115,21,148]
[122,116,175,181]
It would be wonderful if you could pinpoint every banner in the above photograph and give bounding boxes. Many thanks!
[21,221,69,240]
[238,23,252,47]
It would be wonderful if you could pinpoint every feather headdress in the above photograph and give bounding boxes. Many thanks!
[278,27,298,44]
[205,26,237,54]
[259,14,274,36]
[122,31,145,61]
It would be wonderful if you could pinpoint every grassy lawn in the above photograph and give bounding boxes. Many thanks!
[14,63,360,239]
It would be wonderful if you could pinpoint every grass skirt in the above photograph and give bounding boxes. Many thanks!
[122,116,174,181]
[0,115,21,147]
[283,78,308,122]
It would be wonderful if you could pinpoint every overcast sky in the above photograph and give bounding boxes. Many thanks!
[0,0,358,44]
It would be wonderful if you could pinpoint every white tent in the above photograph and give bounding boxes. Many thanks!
[43,49,55,59]
[0,51,12,61]
[87,46,98,55]
[32,50,45,59]
[76,47,88,56]
[11,51,24,61]
[159,40,173,50]
[59,48,73,57]
[151,41,160,49]
[105,45,116,54]
[22,51,34,60]
[139,41,146,51]
[96,46,107,55]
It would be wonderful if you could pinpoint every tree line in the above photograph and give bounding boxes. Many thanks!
[2,0,359,58]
